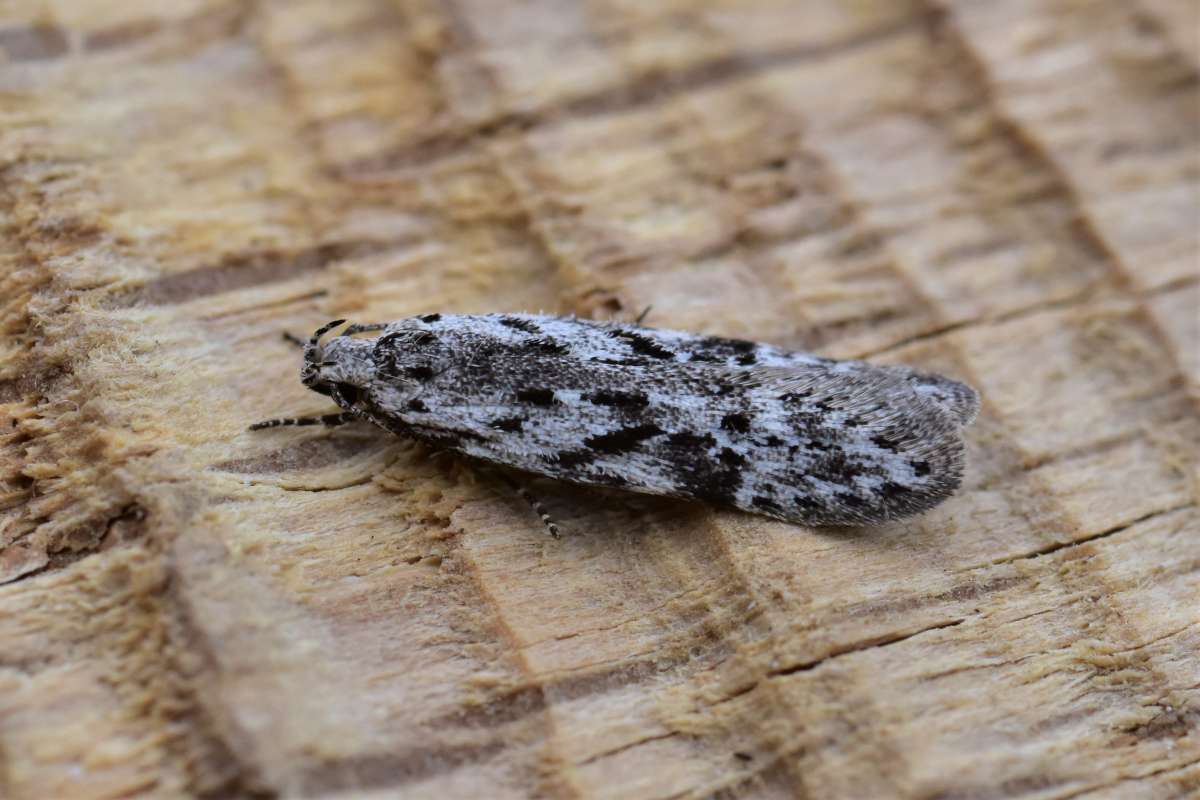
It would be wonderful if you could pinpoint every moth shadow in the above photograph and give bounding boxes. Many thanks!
[492,469,711,541]
[493,469,908,546]
[802,521,908,542]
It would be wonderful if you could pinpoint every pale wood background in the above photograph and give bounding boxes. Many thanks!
[1,1,1197,798]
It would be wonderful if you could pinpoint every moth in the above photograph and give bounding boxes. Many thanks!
[251,314,978,530]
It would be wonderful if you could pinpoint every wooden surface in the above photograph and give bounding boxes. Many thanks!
[1,1,1198,798]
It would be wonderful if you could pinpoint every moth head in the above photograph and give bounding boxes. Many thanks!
[299,318,376,410]
[299,319,347,394]
[299,317,441,409]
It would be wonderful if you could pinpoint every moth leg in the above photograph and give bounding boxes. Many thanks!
[481,469,561,537]
[248,411,358,431]
[281,331,306,348]
[634,305,653,325]
[341,323,390,336]
[514,485,561,539]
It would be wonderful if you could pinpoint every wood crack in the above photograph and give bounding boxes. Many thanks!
[768,617,966,679]
[576,730,679,766]
[979,503,1196,568]
[858,286,1110,360]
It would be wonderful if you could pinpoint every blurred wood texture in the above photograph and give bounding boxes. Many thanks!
[1,1,1198,798]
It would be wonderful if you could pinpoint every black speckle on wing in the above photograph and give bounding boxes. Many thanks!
[499,316,541,334]
[584,423,664,454]
[780,390,813,405]
[406,365,435,381]
[586,390,650,409]
[718,447,746,466]
[811,451,875,482]
[659,429,742,506]
[666,431,717,449]
[516,387,557,406]
[489,416,525,432]
[592,356,649,367]
[607,328,676,360]
[879,481,915,502]
[684,334,758,363]
[752,495,782,513]
[720,413,751,433]
[670,454,742,506]
[871,433,902,451]
[419,313,442,323]
[793,495,823,514]
[837,492,869,510]
[522,337,570,356]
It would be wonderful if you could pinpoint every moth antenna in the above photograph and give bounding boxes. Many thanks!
[309,319,347,347]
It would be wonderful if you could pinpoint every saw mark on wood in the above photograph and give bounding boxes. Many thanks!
[108,239,409,307]
[336,10,934,174]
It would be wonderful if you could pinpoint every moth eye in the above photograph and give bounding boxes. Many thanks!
[336,383,361,404]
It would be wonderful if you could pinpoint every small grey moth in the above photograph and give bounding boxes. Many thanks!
[251,314,978,530]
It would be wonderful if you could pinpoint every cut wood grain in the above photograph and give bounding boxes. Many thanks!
[1,1,1197,799]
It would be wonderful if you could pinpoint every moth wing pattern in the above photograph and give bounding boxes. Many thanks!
[257,313,979,527]
[630,321,980,428]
